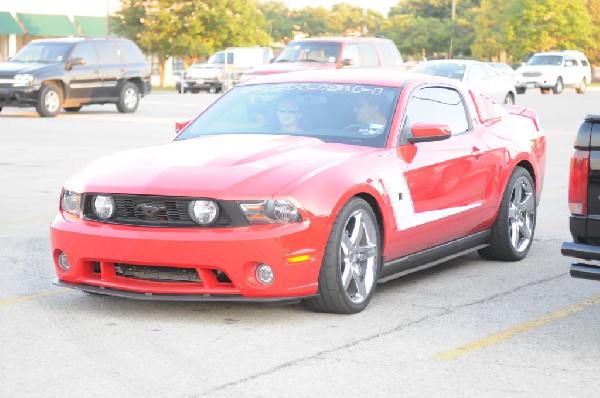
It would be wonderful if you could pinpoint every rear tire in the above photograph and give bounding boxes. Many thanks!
[36,83,62,117]
[303,198,381,314]
[116,82,139,113]
[576,79,586,94]
[479,166,536,261]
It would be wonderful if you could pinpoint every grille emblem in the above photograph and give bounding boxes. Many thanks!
[135,203,166,217]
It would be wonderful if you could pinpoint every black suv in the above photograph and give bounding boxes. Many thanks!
[561,115,600,280]
[0,37,151,117]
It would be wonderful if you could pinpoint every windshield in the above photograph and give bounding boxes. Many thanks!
[527,55,563,66]
[275,42,341,64]
[177,82,400,148]
[207,51,233,64]
[411,62,466,80]
[10,42,72,63]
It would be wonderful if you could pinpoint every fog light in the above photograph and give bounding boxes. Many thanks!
[256,264,274,285]
[57,252,70,271]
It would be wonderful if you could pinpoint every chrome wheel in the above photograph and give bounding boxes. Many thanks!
[304,197,381,313]
[508,176,535,253]
[340,208,378,304]
[44,90,60,113]
[123,87,138,109]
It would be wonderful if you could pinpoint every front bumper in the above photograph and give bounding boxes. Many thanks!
[515,77,556,89]
[0,86,39,107]
[561,241,600,281]
[50,212,327,300]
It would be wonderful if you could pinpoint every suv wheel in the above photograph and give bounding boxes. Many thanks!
[116,82,139,113]
[576,79,586,94]
[516,87,526,95]
[36,83,62,117]
[552,77,564,94]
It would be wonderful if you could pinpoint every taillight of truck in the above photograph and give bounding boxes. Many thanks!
[568,149,590,215]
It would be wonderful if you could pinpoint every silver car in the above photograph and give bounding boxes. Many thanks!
[411,60,517,105]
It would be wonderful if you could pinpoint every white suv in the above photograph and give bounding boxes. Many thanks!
[515,50,591,94]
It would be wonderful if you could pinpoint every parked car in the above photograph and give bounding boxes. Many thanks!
[50,69,546,314]
[240,37,405,81]
[0,37,151,117]
[561,114,600,280]
[411,59,517,105]
[514,50,591,94]
[176,47,272,94]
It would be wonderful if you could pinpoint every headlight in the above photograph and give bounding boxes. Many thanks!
[13,74,34,87]
[188,200,219,225]
[238,200,302,224]
[93,195,115,220]
[60,190,81,216]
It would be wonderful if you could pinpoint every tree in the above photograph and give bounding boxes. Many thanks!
[471,0,511,60]
[257,1,295,42]
[503,0,594,61]
[112,0,270,87]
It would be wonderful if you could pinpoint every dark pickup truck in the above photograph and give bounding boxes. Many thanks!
[561,114,600,280]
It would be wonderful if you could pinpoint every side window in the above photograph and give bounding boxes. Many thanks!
[565,57,575,67]
[357,43,379,67]
[341,44,359,66]
[378,41,404,66]
[466,64,488,81]
[95,41,121,64]
[70,42,98,66]
[401,86,470,141]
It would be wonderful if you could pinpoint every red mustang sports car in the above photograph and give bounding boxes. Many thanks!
[51,70,546,313]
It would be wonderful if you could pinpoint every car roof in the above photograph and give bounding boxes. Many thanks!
[417,59,481,65]
[237,68,452,89]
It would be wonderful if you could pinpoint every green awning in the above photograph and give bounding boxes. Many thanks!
[17,13,79,36]
[0,12,24,35]
[75,16,108,37]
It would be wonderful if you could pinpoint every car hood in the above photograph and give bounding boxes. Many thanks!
[65,134,370,198]
[244,62,337,76]
[0,61,55,75]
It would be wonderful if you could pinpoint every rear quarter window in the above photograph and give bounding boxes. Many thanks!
[114,40,146,64]
[377,41,404,66]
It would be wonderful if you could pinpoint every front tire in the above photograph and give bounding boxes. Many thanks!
[479,166,536,261]
[552,77,563,94]
[516,87,526,95]
[503,93,515,105]
[304,198,381,314]
[116,82,139,113]
[36,83,62,117]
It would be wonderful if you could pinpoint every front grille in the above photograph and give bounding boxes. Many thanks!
[114,263,201,282]
[523,72,541,77]
[83,194,238,228]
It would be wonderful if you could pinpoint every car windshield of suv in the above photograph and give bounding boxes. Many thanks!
[527,55,563,66]
[207,52,233,65]
[275,42,341,64]
[177,82,400,148]
[10,42,71,63]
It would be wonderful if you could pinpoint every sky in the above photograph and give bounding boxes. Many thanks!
[274,0,398,15]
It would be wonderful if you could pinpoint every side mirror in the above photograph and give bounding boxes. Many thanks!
[66,57,85,70]
[175,120,191,134]
[407,123,452,143]
[341,58,354,67]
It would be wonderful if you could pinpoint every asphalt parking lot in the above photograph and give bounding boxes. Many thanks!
[1,88,600,397]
